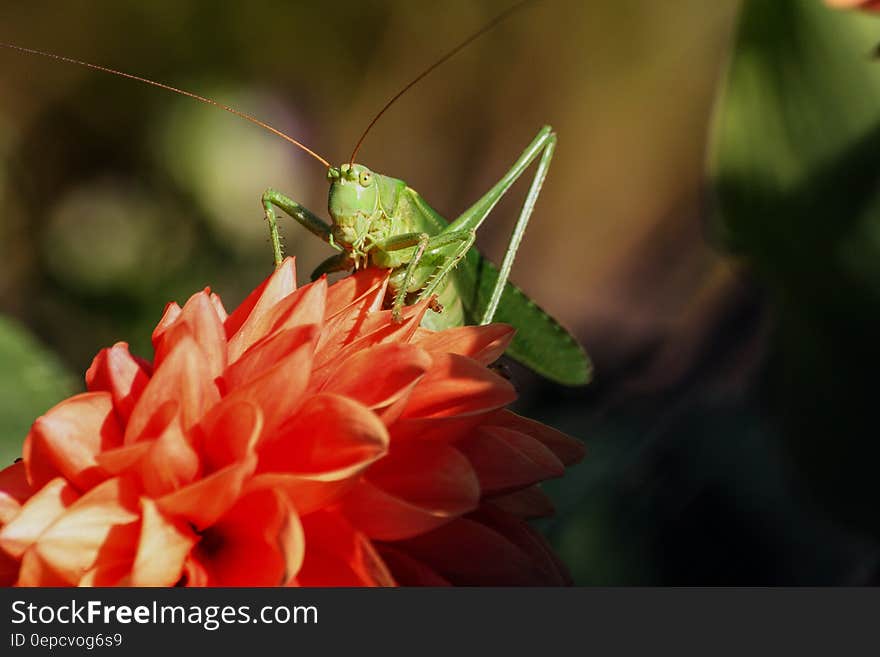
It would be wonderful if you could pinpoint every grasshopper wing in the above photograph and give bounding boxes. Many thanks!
[401,185,591,385]
[456,248,592,386]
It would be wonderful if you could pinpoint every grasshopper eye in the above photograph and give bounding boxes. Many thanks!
[359,171,373,187]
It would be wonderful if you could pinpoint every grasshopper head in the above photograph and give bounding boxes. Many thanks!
[327,163,380,260]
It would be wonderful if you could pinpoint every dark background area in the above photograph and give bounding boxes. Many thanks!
[1,0,879,584]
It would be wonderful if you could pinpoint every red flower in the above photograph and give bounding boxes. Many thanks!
[0,259,584,586]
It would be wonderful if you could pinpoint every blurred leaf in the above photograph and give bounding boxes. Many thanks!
[709,0,880,538]
[42,179,194,298]
[0,316,77,465]
[710,0,880,257]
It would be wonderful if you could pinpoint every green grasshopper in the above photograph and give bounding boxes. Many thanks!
[0,2,591,386]
[262,126,590,386]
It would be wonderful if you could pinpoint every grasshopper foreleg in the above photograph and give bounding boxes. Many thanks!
[262,188,338,268]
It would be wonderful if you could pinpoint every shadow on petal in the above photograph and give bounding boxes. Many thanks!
[156,455,256,531]
[488,410,586,466]
[191,488,303,586]
[295,511,394,587]
[339,442,479,540]
[390,504,570,586]
[457,425,566,495]
[485,486,555,520]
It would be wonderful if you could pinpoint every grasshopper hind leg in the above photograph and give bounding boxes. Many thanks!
[442,126,557,325]
[478,130,555,324]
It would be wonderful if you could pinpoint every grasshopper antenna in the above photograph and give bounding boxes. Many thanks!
[0,42,332,168]
[348,0,535,168]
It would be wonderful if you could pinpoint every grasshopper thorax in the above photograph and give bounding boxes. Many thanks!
[326,163,404,262]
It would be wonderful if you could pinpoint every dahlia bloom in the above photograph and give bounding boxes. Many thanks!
[0,259,584,586]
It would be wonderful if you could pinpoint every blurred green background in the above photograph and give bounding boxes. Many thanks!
[2,0,880,584]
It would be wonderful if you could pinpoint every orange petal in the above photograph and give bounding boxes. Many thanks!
[152,302,182,346]
[0,545,20,586]
[78,513,143,586]
[324,267,389,319]
[258,393,388,474]
[124,332,220,443]
[319,342,431,413]
[317,286,386,356]
[0,461,33,525]
[223,325,317,391]
[339,442,479,540]
[225,281,324,375]
[253,394,389,514]
[156,455,256,531]
[209,292,228,323]
[24,392,121,491]
[154,290,228,380]
[124,399,179,444]
[218,339,314,437]
[457,425,565,494]
[178,556,209,587]
[389,413,494,443]
[261,276,326,339]
[16,549,71,586]
[226,258,298,360]
[297,511,395,586]
[413,324,515,365]
[80,561,133,586]
[0,478,79,559]
[199,400,263,472]
[490,410,586,466]
[399,353,516,420]
[224,258,297,336]
[343,300,428,345]
[193,488,303,586]
[246,472,360,519]
[130,498,198,586]
[31,477,140,585]
[139,415,200,497]
[94,442,152,477]
[85,342,150,423]
[311,301,428,385]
